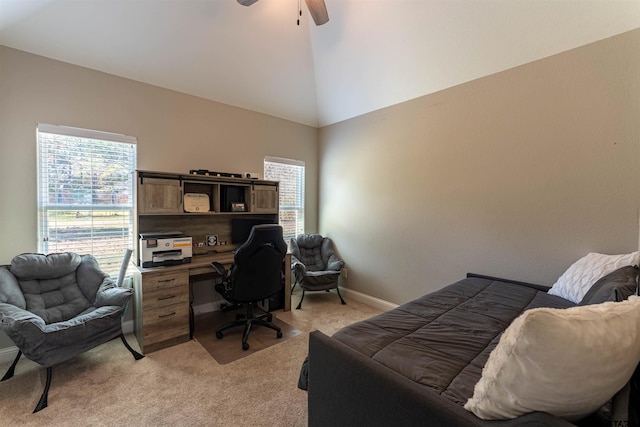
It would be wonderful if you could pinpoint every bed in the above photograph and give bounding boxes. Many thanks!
[300,253,640,427]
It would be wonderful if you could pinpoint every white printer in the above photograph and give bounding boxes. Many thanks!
[139,232,192,268]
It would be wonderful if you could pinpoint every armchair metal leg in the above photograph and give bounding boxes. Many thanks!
[1,350,22,381]
[26,335,143,413]
[296,290,306,309]
[296,287,346,309]
[336,287,347,305]
[120,334,145,360]
[33,367,52,413]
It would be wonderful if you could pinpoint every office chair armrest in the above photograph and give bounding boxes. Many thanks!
[211,262,228,277]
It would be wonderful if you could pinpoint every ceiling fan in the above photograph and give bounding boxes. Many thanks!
[237,0,329,26]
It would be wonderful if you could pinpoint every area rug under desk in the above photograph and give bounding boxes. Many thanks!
[193,310,301,365]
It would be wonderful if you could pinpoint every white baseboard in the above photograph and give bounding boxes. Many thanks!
[0,320,136,365]
[193,289,396,313]
[341,288,398,312]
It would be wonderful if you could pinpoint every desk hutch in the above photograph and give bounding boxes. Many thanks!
[132,170,290,354]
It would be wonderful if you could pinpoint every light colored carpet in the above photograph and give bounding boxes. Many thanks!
[0,288,382,426]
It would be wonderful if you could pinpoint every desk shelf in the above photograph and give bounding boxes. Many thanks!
[136,170,279,257]
[137,170,278,215]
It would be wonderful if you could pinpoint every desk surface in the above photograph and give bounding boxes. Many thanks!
[138,251,292,312]
[139,251,236,276]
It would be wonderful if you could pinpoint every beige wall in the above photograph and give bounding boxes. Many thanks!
[0,45,318,264]
[0,46,318,349]
[319,29,640,304]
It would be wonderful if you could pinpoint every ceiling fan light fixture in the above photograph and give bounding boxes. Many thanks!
[236,0,328,26]
[304,0,329,25]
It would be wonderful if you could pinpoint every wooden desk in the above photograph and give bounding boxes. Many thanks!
[133,252,291,354]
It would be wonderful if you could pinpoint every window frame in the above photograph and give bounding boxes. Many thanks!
[36,123,137,276]
[264,156,305,243]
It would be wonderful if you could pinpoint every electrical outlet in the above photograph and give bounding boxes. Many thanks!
[343,268,348,279]
[206,234,219,246]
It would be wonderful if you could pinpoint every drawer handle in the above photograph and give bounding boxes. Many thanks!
[158,312,176,318]
[158,295,176,301]
[158,279,175,284]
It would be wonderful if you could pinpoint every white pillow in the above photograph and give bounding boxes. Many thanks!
[464,296,640,421]
[548,251,639,303]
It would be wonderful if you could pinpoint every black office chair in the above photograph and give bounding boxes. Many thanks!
[211,224,287,350]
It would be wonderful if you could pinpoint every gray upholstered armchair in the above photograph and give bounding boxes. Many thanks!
[290,234,346,309]
[0,252,143,413]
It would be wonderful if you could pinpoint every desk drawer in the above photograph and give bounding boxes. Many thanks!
[142,270,189,292]
[143,284,189,310]
[142,302,189,343]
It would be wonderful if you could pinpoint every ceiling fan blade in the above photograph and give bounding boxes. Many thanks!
[237,0,259,6]
[304,0,329,25]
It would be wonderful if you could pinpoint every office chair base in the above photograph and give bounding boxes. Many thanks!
[215,303,283,350]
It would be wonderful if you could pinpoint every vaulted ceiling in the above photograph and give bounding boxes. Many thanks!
[1,0,639,127]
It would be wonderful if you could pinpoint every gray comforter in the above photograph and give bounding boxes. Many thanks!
[331,275,574,407]
[303,274,614,426]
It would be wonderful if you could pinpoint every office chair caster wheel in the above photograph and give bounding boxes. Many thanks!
[216,331,223,339]
[242,342,249,351]
[277,331,283,339]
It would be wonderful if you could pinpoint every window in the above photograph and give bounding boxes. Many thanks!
[264,156,305,242]
[37,124,137,276]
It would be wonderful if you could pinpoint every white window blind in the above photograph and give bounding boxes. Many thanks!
[264,156,305,242]
[37,124,137,276]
